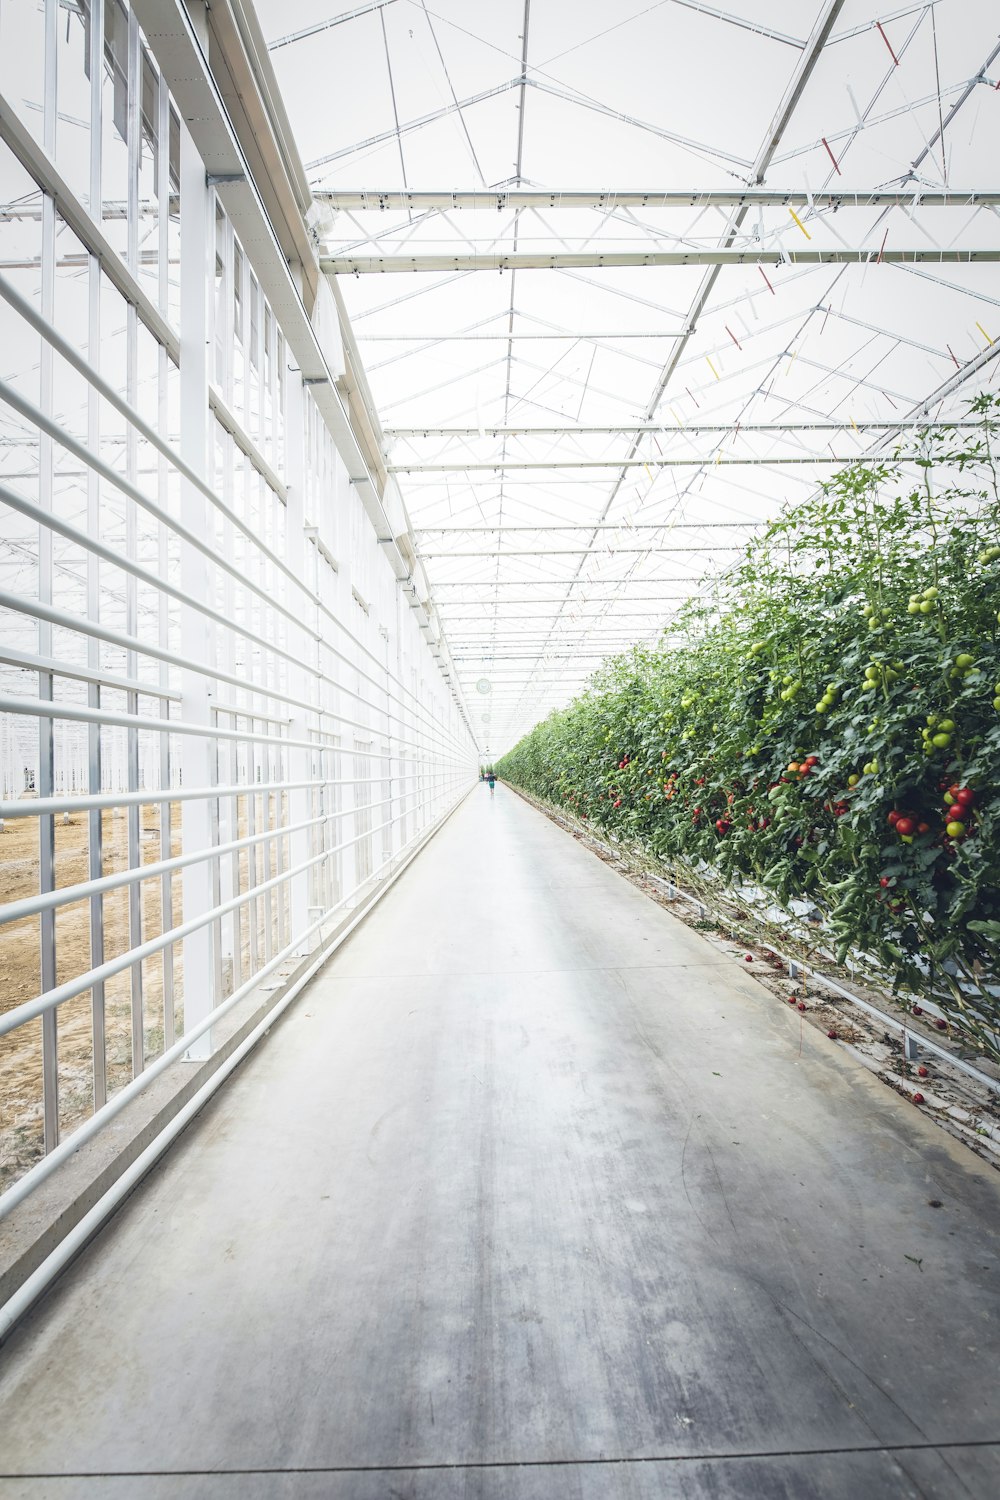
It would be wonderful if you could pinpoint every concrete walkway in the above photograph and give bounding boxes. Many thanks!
[1,786,999,1498]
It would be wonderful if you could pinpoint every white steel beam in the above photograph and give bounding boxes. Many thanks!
[384,420,983,437]
[317,189,1000,211]
[420,547,741,558]
[321,248,1000,273]
[390,454,916,472]
[428,578,699,586]
[359,331,687,341]
[416,523,761,532]
[436,597,690,605]
[269,1,399,50]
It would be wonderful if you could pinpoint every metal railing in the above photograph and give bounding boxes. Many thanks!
[0,38,476,1206]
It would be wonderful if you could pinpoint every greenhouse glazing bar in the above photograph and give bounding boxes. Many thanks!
[385,422,986,437]
[322,249,1000,273]
[389,454,928,473]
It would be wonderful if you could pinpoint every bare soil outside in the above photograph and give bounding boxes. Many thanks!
[1,796,291,1191]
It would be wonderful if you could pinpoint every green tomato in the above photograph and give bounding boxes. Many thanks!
[919,601,933,614]
[937,718,955,732]
[946,820,966,838]
[932,733,952,749]
[861,603,875,618]
[955,653,975,669]
[993,696,1000,711]
[861,682,877,692]
[907,602,921,615]
[922,586,939,600]
[816,702,828,713]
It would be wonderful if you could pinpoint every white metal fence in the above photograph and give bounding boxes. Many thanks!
[0,0,476,1205]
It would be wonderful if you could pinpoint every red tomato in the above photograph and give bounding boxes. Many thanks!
[894,817,916,836]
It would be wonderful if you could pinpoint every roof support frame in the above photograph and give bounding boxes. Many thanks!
[317,188,1000,212]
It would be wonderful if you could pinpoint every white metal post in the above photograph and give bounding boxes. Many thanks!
[178,101,215,1061]
[282,369,313,953]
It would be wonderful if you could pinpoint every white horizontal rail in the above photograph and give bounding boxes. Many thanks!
[0,695,315,751]
[0,590,465,763]
[0,647,183,702]
[0,761,466,821]
[0,775,468,1040]
[0,379,315,645]
[0,274,288,561]
[0,813,322,925]
[0,779,471,1225]
[0,770,462,925]
[0,779,321,820]
[0,276,451,739]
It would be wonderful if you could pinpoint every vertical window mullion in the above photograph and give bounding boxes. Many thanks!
[38,0,60,1154]
[87,0,108,1113]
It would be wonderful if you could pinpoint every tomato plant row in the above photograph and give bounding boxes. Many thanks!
[497,397,1000,1061]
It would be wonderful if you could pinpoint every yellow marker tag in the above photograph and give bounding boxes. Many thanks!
[976,320,995,346]
[706,356,720,380]
[789,207,812,240]
[850,415,860,434]
[670,406,683,427]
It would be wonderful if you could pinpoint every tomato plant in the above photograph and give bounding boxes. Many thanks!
[498,397,1000,1061]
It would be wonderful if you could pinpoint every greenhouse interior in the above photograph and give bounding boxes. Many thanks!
[1,0,1000,1494]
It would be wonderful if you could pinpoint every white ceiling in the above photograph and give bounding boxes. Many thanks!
[261,0,1000,757]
